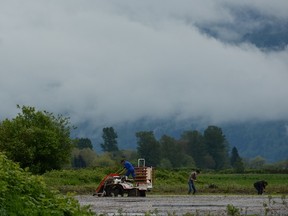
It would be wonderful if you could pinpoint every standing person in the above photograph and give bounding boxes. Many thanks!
[188,170,200,194]
[120,159,136,179]
[254,180,268,195]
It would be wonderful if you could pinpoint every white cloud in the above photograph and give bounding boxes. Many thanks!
[0,0,287,128]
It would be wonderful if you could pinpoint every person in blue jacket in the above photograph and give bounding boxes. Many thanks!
[121,159,136,178]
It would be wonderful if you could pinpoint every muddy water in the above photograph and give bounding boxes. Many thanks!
[75,194,287,215]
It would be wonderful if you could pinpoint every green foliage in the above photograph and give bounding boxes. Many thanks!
[222,120,288,162]
[230,147,245,173]
[43,167,117,194]
[247,156,266,169]
[160,135,185,168]
[154,126,231,170]
[159,136,176,164]
[100,127,119,152]
[159,158,173,169]
[0,153,94,215]
[118,150,139,164]
[181,130,206,168]
[42,167,288,195]
[71,148,98,168]
[226,204,241,216]
[93,152,116,167]
[0,105,73,174]
[74,138,93,150]
[136,131,161,166]
[178,154,196,168]
[204,126,230,170]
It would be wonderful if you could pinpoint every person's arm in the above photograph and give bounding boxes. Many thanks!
[192,172,197,181]
[117,167,126,175]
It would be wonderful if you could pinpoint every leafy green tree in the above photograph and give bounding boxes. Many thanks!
[159,158,173,169]
[74,138,93,149]
[160,135,183,168]
[118,150,138,164]
[249,156,266,169]
[180,154,196,168]
[100,127,119,152]
[180,130,206,168]
[202,153,216,169]
[268,159,288,170]
[136,131,161,167]
[230,146,245,173]
[94,152,115,167]
[72,148,98,168]
[0,105,73,174]
[204,126,230,170]
[72,154,87,168]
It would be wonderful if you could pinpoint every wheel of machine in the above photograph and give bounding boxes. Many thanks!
[139,190,146,197]
[127,188,137,197]
[112,185,124,197]
[104,185,114,197]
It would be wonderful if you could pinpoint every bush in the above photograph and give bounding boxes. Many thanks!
[0,153,94,216]
[0,105,74,174]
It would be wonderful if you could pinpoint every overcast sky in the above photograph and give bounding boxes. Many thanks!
[1,0,288,129]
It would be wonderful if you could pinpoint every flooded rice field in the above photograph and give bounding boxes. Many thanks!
[75,194,288,215]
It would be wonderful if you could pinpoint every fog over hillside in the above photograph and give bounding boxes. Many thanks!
[0,1,287,161]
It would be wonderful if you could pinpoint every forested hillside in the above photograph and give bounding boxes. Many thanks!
[78,119,288,163]
[222,121,288,162]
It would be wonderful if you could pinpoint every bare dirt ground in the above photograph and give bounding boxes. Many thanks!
[75,194,288,215]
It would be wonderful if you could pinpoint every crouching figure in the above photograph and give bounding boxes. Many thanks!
[254,180,268,195]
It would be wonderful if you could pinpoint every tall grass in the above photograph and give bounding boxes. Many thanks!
[42,168,288,195]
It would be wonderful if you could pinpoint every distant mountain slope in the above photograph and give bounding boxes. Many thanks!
[222,121,288,162]
[195,6,288,50]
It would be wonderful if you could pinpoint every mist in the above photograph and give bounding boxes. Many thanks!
[0,0,287,129]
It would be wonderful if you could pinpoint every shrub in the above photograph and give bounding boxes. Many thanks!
[0,153,94,215]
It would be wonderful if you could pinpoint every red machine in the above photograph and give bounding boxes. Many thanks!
[93,159,153,197]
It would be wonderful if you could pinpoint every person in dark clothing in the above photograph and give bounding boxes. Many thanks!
[254,180,268,195]
[120,160,136,178]
[188,170,200,194]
